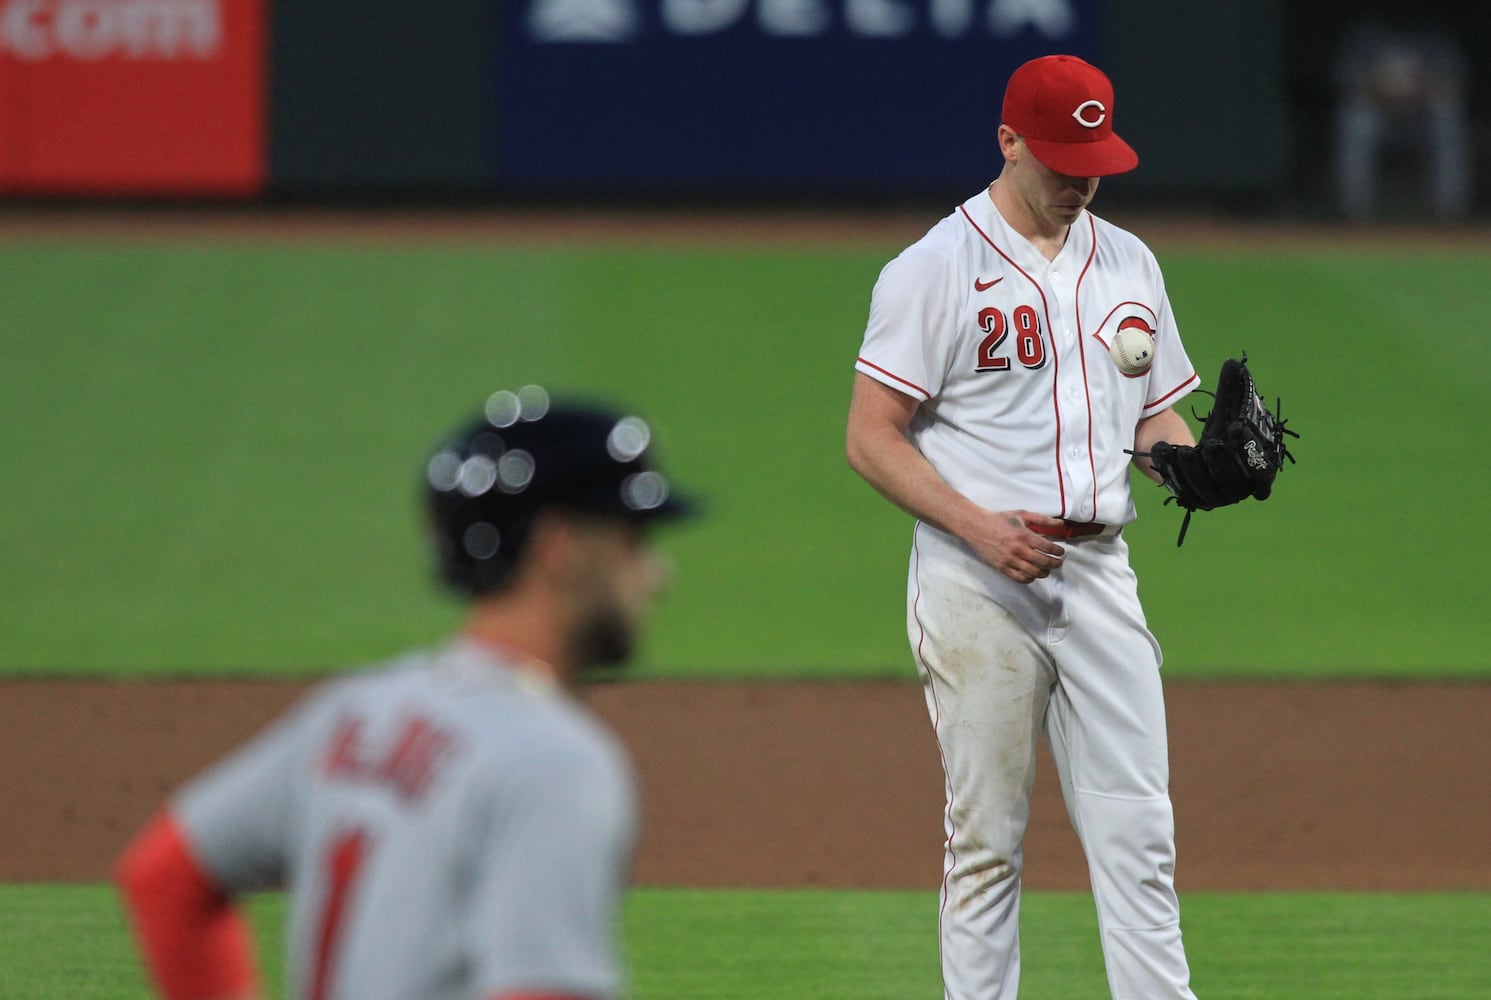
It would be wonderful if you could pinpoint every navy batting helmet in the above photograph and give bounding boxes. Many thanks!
[425,386,694,596]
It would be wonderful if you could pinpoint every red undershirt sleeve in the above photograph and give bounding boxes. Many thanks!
[114,810,260,1000]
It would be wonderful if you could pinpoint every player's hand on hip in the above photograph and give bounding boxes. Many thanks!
[967,511,1066,584]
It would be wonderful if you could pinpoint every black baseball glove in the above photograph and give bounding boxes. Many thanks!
[1137,354,1298,545]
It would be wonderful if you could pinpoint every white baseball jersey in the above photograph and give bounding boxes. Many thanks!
[856,187,1199,525]
[174,638,637,1000]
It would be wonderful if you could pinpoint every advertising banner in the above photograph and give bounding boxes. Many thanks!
[496,0,1102,194]
[0,0,266,195]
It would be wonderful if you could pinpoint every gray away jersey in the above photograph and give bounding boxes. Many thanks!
[174,638,638,1000]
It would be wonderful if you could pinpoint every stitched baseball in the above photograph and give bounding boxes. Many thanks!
[1109,327,1154,377]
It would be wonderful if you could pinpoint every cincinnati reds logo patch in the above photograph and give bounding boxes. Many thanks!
[1072,100,1106,128]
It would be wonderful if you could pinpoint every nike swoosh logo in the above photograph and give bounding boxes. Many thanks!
[974,276,1003,291]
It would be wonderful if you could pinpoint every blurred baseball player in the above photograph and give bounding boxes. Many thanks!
[847,56,1201,998]
[116,386,694,1000]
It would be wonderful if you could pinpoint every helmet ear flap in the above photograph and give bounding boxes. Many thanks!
[431,507,538,598]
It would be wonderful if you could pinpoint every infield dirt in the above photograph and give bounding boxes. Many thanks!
[4,678,1488,891]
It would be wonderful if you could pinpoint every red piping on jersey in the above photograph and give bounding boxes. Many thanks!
[959,204,1068,515]
[1145,371,1201,412]
[909,524,959,979]
[856,357,929,399]
[1072,216,1100,517]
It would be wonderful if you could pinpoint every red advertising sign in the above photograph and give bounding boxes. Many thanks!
[0,0,266,195]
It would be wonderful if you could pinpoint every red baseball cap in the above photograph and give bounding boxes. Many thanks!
[1001,55,1138,177]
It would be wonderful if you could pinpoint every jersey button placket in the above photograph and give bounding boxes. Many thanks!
[1048,281,1085,516]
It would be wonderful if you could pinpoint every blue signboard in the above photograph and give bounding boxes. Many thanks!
[495,0,1103,194]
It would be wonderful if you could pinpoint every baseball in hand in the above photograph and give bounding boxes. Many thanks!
[1109,327,1154,376]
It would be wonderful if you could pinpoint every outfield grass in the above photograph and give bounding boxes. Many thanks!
[4,884,1487,998]
[2,238,1487,679]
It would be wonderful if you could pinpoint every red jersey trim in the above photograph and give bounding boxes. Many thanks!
[856,357,930,400]
[959,203,1068,514]
[1072,216,1101,515]
[1144,371,1201,412]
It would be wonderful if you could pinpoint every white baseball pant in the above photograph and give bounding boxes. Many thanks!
[908,522,1195,1000]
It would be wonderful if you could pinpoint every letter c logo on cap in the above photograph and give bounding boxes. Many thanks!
[1072,100,1106,128]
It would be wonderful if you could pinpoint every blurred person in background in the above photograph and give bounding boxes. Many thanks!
[115,387,694,1000]
[1334,14,1472,221]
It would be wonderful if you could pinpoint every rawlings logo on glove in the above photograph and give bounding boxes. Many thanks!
[1133,353,1298,546]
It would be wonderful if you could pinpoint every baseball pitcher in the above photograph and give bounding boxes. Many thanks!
[846,55,1289,1000]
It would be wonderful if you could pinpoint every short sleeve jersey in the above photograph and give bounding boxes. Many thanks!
[173,639,637,1000]
[856,188,1199,526]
